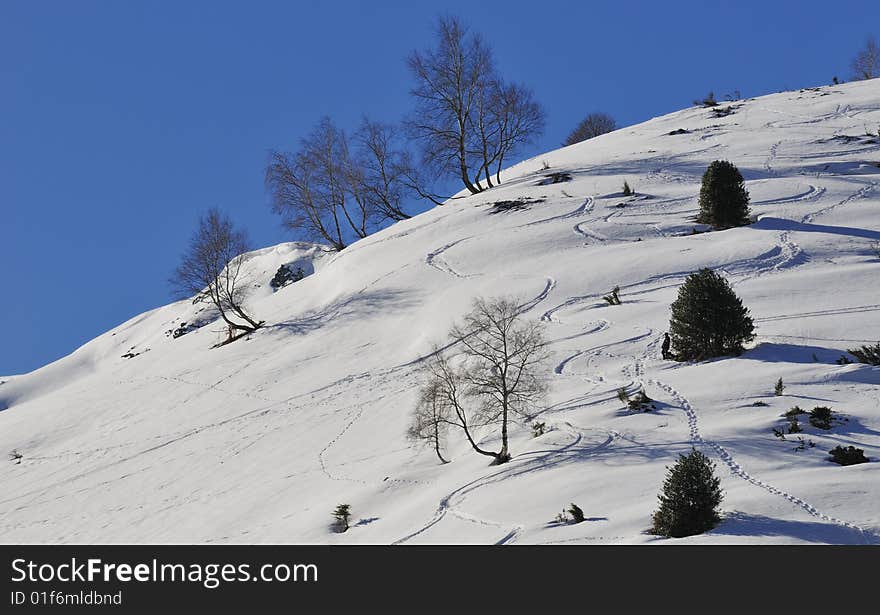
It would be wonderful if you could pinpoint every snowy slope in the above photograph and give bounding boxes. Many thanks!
[2,80,879,544]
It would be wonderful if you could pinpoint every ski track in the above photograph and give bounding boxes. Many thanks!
[522,196,594,226]
[393,424,615,545]
[425,238,473,278]
[573,220,608,243]
[801,180,876,224]
[752,184,825,206]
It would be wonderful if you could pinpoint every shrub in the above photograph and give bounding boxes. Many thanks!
[697,160,751,229]
[332,504,351,533]
[617,387,630,404]
[540,171,572,185]
[669,269,755,361]
[532,421,546,437]
[784,406,806,418]
[270,264,306,290]
[9,449,22,464]
[603,286,622,306]
[694,92,718,107]
[567,503,585,523]
[563,112,616,146]
[793,437,815,452]
[808,406,834,430]
[752,400,769,407]
[774,378,785,396]
[828,445,868,466]
[847,342,880,366]
[651,448,723,538]
[787,416,802,434]
[836,355,854,365]
[628,391,656,412]
[622,181,633,196]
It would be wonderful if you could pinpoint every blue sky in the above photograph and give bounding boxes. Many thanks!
[1,0,877,374]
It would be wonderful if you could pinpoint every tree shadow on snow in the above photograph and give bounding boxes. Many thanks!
[751,216,880,241]
[743,342,851,364]
[266,288,418,337]
[711,511,876,544]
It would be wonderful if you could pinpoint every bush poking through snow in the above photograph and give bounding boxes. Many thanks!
[696,160,751,229]
[793,437,816,452]
[9,449,22,464]
[668,269,755,361]
[270,264,305,290]
[617,387,630,404]
[694,91,718,107]
[628,391,656,412]
[554,503,586,524]
[808,406,834,430]
[651,448,723,538]
[784,406,806,418]
[622,181,633,196]
[774,378,785,396]
[568,503,585,523]
[787,416,802,434]
[603,286,622,306]
[846,342,880,366]
[828,445,868,466]
[532,421,546,437]
[332,504,352,533]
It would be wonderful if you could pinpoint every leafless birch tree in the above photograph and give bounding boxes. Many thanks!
[170,209,262,344]
[411,297,549,464]
[266,117,371,251]
[563,112,616,146]
[851,36,879,80]
[406,16,545,196]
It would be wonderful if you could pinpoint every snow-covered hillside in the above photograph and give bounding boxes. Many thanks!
[2,80,879,544]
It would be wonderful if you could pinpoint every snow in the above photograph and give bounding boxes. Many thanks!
[1,80,879,544]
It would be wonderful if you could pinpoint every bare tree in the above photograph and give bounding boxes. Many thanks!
[266,118,373,251]
[563,112,616,146]
[418,349,500,462]
[406,16,544,195]
[395,148,451,207]
[485,81,545,185]
[266,148,347,252]
[407,16,492,195]
[851,36,879,80]
[407,377,450,463]
[412,297,549,464]
[170,209,262,344]
[353,118,411,221]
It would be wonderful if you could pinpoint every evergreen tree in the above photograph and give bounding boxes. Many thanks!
[652,448,723,538]
[847,342,880,365]
[697,160,751,229]
[669,269,755,361]
[332,504,351,532]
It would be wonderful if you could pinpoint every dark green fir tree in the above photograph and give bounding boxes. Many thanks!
[697,160,751,229]
[651,448,723,538]
[669,268,755,361]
